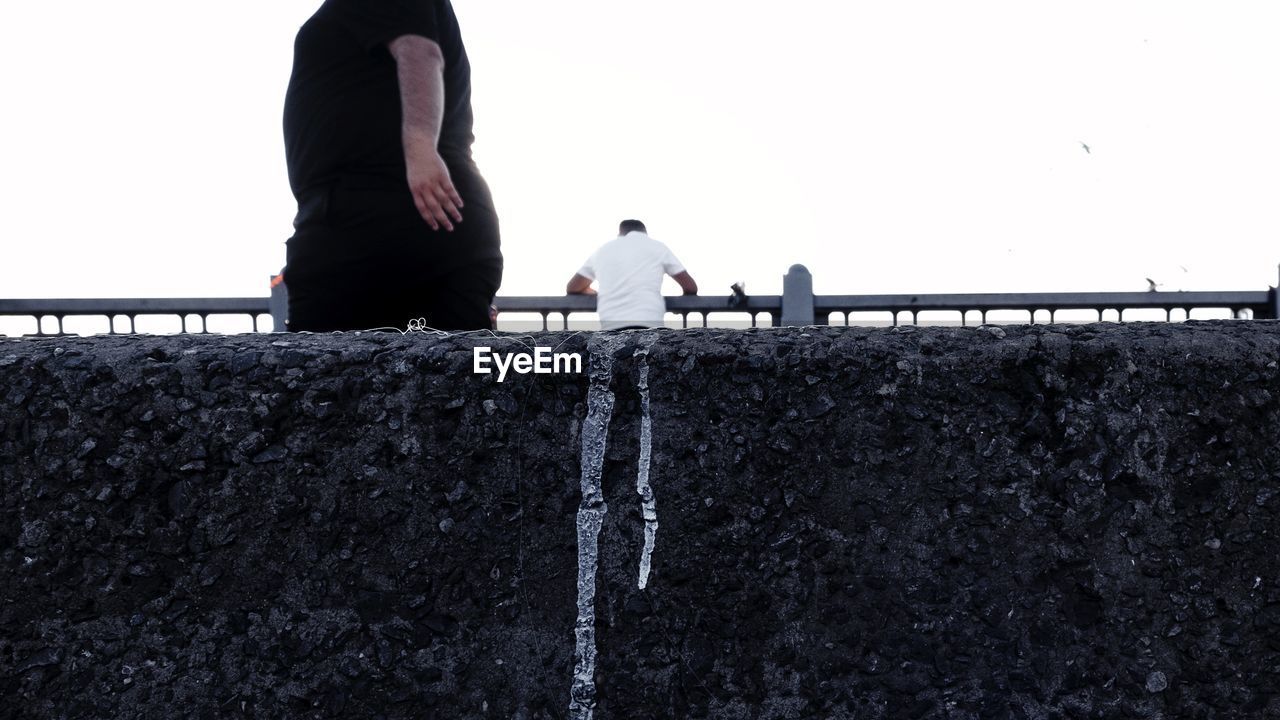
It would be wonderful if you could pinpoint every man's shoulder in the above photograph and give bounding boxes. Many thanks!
[615,232,670,249]
[638,235,676,256]
[595,235,628,251]
[594,238,675,273]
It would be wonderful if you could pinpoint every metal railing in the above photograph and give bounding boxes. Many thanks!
[0,281,290,336]
[0,297,284,335]
[2,265,1277,336]
[816,290,1273,325]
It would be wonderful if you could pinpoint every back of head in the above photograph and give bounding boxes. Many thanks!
[618,219,647,236]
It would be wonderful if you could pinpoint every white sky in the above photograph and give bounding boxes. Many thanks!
[1,1,1278,303]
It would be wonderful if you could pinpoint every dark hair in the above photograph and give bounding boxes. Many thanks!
[619,219,647,235]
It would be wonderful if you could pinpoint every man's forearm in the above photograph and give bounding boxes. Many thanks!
[567,274,596,295]
[387,34,462,231]
[388,35,446,152]
[673,272,698,295]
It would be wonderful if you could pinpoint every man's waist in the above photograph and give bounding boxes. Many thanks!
[596,294,668,316]
[293,161,480,228]
[294,153,477,194]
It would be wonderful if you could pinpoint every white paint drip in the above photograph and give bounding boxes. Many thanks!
[569,335,624,720]
[634,342,658,590]
[568,333,663,718]
[570,506,606,720]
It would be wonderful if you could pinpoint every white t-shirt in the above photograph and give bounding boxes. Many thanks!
[577,232,687,330]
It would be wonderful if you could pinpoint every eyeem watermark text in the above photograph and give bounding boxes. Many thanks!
[473,347,583,382]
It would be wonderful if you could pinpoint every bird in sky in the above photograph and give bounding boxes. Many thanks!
[1146,278,1161,292]
[1080,142,1091,154]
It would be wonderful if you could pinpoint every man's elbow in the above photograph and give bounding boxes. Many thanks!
[674,273,698,295]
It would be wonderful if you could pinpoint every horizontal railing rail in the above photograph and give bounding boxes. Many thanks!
[3,264,1278,335]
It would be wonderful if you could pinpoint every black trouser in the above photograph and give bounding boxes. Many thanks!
[284,168,502,332]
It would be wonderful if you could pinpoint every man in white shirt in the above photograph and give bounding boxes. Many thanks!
[566,220,699,330]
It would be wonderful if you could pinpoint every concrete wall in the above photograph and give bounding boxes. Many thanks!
[3,323,1280,719]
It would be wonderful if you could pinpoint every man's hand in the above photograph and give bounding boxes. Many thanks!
[405,131,463,231]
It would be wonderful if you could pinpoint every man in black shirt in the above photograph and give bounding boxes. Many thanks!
[283,0,502,332]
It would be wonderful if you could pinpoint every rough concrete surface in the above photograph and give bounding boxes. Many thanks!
[3,322,1280,719]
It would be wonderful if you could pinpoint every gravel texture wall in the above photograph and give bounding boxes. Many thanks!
[3,323,1280,719]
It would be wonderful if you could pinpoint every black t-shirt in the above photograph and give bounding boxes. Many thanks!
[283,0,475,199]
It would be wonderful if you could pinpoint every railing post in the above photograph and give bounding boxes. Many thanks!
[781,264,815,327]
[1271,264,1280,320]
[269,273,288,332]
